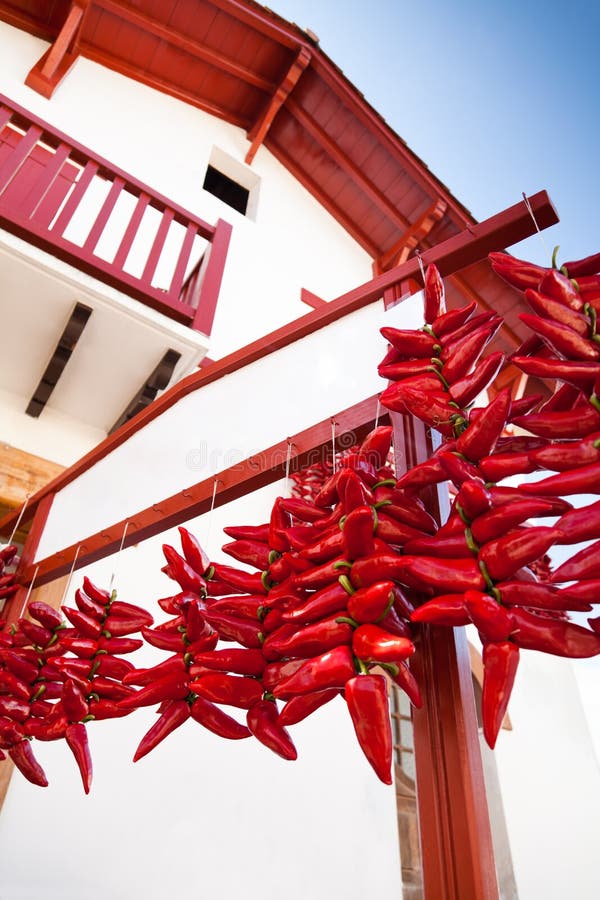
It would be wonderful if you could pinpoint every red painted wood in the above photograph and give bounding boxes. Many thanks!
[112,190,150,269]
[4,491,55,628]
[0,105,11,133]
[141,207,174,285]
[82,174,125,252]
[0,190,558,542]
[300,287,326,309]
[168,221,199,297]
[25,1,85,98]
[18,395,386,587]
[50,158,98,235]
[19,141,71,219]
[0,124,42,195]
[191,217,232,334]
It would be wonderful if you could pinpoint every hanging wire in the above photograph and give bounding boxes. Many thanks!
[331,418,337,474]
[59,545,81,608]
[522,192,550,256]
[109,522,129,593]
[284,439,294,484]
[414,248,426,283]
[6,494,30,547]
[17,564,40,619]
[374,395,381,429]
[205,479,220,554]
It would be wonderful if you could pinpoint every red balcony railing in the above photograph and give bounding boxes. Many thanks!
[0,94,231,334]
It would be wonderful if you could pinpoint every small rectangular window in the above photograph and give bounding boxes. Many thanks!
[203,165,249,215]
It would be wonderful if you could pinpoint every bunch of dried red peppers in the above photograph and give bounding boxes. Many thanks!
[2,247,600,789]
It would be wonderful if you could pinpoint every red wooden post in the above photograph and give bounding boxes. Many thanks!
[191,218,233,335]
[4,492,56,628]
[0,125,42,195]
[392,411,499,900]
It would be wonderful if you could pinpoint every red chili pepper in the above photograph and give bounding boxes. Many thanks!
[201,611,263,649]
[337,468,375,512]
[162,544,207,594]
[561,250,600,279]
[442,324,499,384]
[209,564,267,596]
[9,738,48,787]
[529,433,600,471]
[279,498,328,523]
[479,526,558,582]
[118,674,190,710]
[103,613,152,637]
[342,505,375,559]
[82,577,112,606]
[464,591,513,642]
[291,557,350,591]
[0,670,32,701]
[393,456,446,491]
[539,267,585,308]
[385,492,438,533]
[262,615,353,661]
[140,626,184,652]
[98,636,142,655]
[410,595,470,626]
[272,646,356,699]
[345,674,392,784]
[62,607,103,640]
[391,661,422,708]
[423,263,445,322]
[481,641,519,749]
[510,608,600,657]
[62,678,89,722]
[524,288,590,335]
[190,673,263,709]
[520,461,600,498]
[281,582,348,625]
[108,600,153,624]
[432,301,478,338]
[205,594,262,620]
[471,499,556,545]
[247,699,297,760]
[18,618,53,648]
[551,539,600,583]
[440,313,498,356]
[380,326,438,357]
[449,351,505,407]
[93,677,135,702]
[512,355,600,393]
[178,526,210,575]
[0,697,30,722]
[133,700,191,762]
[403,531,472,559]
[298,530,343,564]
[456,387,511,462]
[346,581,394,624]
[520,313,600,360]
[478,451,538,483]
[488,252,549,290]
[190,696,250,740]
[223,523,271,543]
[514,403,600,440]
[222,539,272,571]
[399,556,486,594]
[278,689,339,726]
[27,601,63,631]
[357,426,393,469]
[508,394,545,419]
[378,359,439,383]
[192,648,266,678]
[496,580,590,612]
[87,698,132,720]
[352,625,414,664]
[392,386,460,437]
[64,723,92,793]
[1,650,39,683]
[74,589,105,621]
[123,655,187,687]
[262,658,306,692]
[455,479,492,520]
[554,499,600,544]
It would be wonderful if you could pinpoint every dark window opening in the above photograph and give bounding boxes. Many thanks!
[203,165,249,215]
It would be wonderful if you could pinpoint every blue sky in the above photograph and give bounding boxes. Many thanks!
[270,0,600,267]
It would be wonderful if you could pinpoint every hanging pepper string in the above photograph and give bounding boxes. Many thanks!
[6,494,30,548]
[109,522,129,593]
[374,396,381,430]
[285,439,294,484]
[522,192,550,256]
[16,564,40,620]
[59,545,81,609]
[205,479,220,554]
[414,248,426,284]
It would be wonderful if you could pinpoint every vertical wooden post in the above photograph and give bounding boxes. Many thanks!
[392,412,499,900]
[4,492,55,628]
[191,218,232,335]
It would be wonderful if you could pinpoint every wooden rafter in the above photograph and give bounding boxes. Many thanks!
[94,0,274,94]
[0,447,63,511]
[286,99,410,231]
[245,47,311,164]
[26,302,92,418]
[377,198,448,272]
[25,1,89,99]
[109,349,182,434]
[300,287,326,309]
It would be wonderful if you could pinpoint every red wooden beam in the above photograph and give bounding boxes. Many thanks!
[286,99,411,231]
[94,0,274,94]
[300,287,327,309]
[0,190,558,542]
[25,1,88,99]
[19,396,387,588]
[246,48,311,164]
[376,198,447,272]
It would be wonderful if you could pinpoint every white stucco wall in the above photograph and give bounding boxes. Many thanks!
[0,21,373,362]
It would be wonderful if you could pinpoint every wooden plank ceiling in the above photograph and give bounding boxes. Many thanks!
[0,0,529,356]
